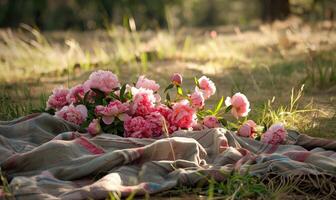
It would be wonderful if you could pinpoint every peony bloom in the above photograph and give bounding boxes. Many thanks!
[154,94,161,103]
[130,87,156,116]
[203,115,221,128]
[86,70,120,93]
[155,104,173,120]
[197,76,216,99]
[225,92,250,118]
[124,116,152,138]
[145,111,165,137]
[261,123,287,145]
[66,84,86,104]
[171,73,183,85]
[95,100,129,125]
[136,75,160,92]
[237,120,257,138]
[87,119,101,136]
[170,100,197,129]
[46,87,69,110]
[190,90,205,109]
[55,104,87,125]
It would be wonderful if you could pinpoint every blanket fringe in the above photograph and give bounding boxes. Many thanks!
[263,173,336,199]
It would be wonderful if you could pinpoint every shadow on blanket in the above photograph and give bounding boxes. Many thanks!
[0,113,335,199]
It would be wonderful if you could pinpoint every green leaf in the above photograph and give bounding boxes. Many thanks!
[102,98,108,106]
[166,92,171,102]
[214,96,224,114]
[83,91,90,105]
[263,123,268,132]
[119,84,127,102]
[79,119,90,130]
[91,88,106,105]
[164,84,174,93]
[125,91,132,100]
[255,134,261,141]
[225,105,232,113]
[177,86,183,96]
[91,88,105,98]
[206,109,214,115]
[108,92,120,101]
[227,121,239,130]
[218,118,227,126]
[120,84,126,96]
[194,77,200,87]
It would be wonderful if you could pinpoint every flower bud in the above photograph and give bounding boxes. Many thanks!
[88,119,101,136]
[171,73,183,85]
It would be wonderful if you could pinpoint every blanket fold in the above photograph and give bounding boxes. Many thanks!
[0,113,335,199]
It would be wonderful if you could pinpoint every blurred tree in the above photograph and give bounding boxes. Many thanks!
[261,0,290,22]
[203,0,216,26]
[0,0,333,30]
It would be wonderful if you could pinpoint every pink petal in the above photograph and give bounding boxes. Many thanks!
[225,97,231,106]
[102,116,115,125]
[118,113,129,121]
[76,104,88,118]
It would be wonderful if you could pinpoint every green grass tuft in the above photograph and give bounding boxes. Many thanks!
[255,85,322,132]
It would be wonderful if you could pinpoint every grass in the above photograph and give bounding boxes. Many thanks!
[304,49,336,89]
[105,172,331,200]
[206,174,270,199]
[0,86,47,120]
[105,173,272,200]
[0,168,13,200]
[254,85,322,132]
[0,20,336,199]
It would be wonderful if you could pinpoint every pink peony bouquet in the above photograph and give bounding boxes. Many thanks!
[46,70,287,144]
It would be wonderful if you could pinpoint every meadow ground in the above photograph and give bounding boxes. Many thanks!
[0,20,336,199]
[1,20,335,138]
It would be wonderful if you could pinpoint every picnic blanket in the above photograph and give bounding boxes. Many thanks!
[0,113,336,199]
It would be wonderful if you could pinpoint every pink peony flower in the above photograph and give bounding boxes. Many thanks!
[145,111,165,137]
[124,116,152,138]
[136,75,160,92]
[66,84,86,104]
[86,70,120,93]
[261,123,287,145]
[225,92,250,118]
[95,100,129,124]
[130,87,156,116]
[87,119,101,136]
[203,115,221,128]
[155,104,173,120]
[55,104,87,125]
[237,120,257,138]
[190,90,205,109]
[170,100,197,129]
[154,104,179,134]
[46,87,69,110]
[197,76,216,99]
[171,73,183,85]
[154,94,161,103]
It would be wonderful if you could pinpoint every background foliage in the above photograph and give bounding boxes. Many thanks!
[0,0,335,30]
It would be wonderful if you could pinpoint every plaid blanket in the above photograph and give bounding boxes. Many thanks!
[0,113,335,199]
